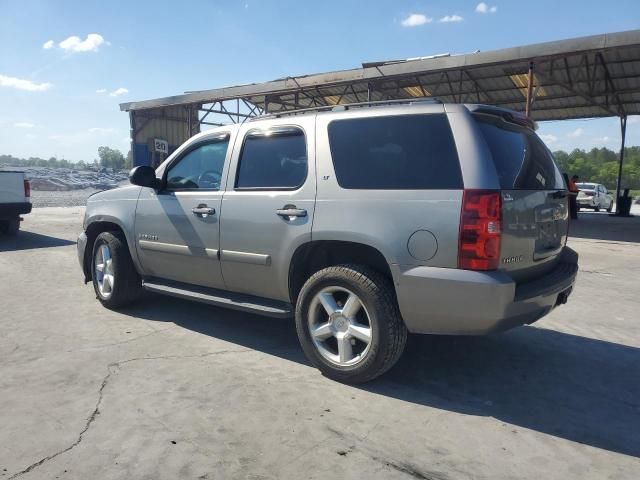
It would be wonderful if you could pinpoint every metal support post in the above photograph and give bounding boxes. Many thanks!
[614,115,627,214]
[525,61,534,117]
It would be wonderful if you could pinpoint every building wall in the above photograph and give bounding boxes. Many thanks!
[131,105,199,167]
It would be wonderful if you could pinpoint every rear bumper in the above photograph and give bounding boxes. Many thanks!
[577,198,597,207]
[393,247,579,335]
[0,202,31,219]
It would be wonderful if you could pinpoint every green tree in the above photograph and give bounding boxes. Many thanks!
[97,146,126,170]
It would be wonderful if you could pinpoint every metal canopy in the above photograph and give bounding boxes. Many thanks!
[120,29,640,122]
[122,30,640,214]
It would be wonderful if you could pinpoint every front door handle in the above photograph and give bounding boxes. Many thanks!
[192,205,216,216]
[276,205,307,218]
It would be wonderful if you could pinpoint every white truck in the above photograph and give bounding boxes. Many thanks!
[0,171,32,235]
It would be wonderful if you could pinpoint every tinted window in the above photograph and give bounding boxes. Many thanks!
[166,139,228,190]
[327,114,462,190]
[475,115,564,190]
[236,128,307,189]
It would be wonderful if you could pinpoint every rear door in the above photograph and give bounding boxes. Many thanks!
[474,114,568,282]
[219,117,315,302]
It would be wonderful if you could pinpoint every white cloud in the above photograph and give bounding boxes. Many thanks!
[629,116,639,124]
[109,87,128,97]
[58,33,105,53]
[88,127,115,134]
[476,2,497,14]
[96,87,129,96]
[14,122,35,128]
[568,128,584,138]
[540,134,558,144]
[439,15,463,23]
[0,74,52,92]
[594,136,612,143]
[401,13,432,27]
[42,40,54,50]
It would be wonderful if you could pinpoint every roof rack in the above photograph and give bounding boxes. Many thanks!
[252,97,442,120]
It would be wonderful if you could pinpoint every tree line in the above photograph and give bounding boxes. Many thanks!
[2,144,640,190]
[553,146,640,190]
[0,146,133,171]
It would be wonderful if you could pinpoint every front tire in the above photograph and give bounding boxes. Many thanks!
[91,232,142,309]
[594,205,600,212]
[295,265,407,383]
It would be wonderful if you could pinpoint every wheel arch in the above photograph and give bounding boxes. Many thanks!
[288,240,394,304]
[83,219,129,281]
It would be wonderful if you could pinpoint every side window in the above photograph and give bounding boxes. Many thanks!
[235,127,307,190]
[327,114,463,190]
[166,138,229,191]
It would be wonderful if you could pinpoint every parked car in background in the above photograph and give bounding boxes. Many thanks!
[576,182,614,212]
[0,170,31,235]
[77,101,579,383]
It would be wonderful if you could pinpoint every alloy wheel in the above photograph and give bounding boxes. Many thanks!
[95,243,115,299]
[308,286,373,366]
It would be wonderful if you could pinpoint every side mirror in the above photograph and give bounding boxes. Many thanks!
[129,166,161,189]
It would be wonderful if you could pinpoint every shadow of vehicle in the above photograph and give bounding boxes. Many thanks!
[569,211,640,243]
[122,294,640,458]
[0,231,76,252]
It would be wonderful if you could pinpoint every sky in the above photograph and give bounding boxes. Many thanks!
[0,0,639,162]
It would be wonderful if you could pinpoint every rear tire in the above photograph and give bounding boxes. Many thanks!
[0,217,20,236]
[607,203,613,213]
[295,264,407,383]
[91,232,142,309]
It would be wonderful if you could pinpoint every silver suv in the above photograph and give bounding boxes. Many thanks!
[78,101,578,383]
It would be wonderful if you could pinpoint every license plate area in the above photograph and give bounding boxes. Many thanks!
[537,221,560,250]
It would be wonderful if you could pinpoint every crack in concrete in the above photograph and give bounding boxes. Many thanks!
[580,269,613,276]
[8,370,110,480]
[325,426,451,480]
[80,327,173,351]
[8,348,251,479]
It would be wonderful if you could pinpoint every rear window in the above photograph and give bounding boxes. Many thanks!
[577,183,597,190]
[475,115,565,190]
[327,114,463,190]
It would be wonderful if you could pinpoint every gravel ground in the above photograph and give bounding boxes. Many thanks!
[30,185,131,208]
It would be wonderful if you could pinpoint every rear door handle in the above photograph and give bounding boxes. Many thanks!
[192,205,216,216]
[276,206,307,218]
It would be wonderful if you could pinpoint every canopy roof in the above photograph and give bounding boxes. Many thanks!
[121,29,640,121]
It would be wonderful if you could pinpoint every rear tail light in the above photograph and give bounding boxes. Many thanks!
[458,190,502,271]
[24,179,31,198]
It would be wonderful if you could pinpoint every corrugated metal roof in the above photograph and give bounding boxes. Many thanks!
[121,29,640,121]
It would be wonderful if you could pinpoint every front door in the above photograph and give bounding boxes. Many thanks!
[219,118,316,301]
[134,132,232,289]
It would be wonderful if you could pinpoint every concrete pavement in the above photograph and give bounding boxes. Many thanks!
[0,207,639,479]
